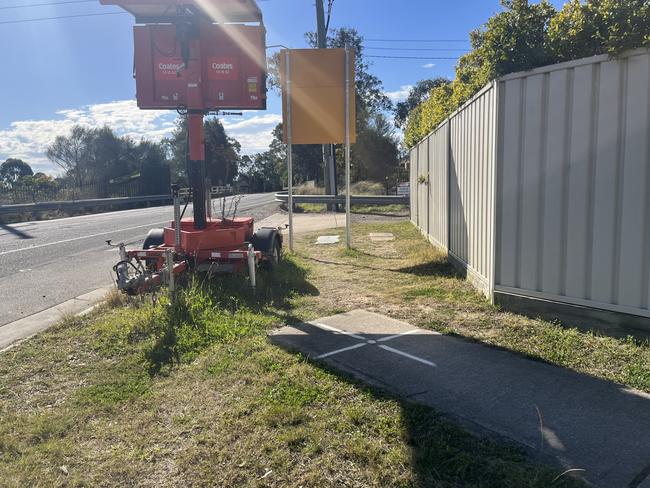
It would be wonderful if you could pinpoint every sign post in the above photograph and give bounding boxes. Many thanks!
[344,46,351,249]
[284,50,294,252]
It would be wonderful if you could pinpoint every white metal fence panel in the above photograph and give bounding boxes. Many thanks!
[449,84,497,296]
[495,50,650,317]
[427,121,449,249]
[409,147,418,225]
[416,141,428,232]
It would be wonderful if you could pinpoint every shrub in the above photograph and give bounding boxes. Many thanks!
[404,0,650,148]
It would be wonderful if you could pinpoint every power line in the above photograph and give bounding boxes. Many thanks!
[0,11,127,25]
[365,38,468,43]
[0,0,96,10]
[364,47,468,52]
[366,55,459,60]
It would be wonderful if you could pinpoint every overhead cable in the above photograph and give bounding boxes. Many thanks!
[366,55,459,60]
[364,47,468,52]
[0,0,96,10]
[0,11,127,25]
[365,38,468,43]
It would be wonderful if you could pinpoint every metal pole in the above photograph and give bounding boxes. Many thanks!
[285,50,294,252]
[172,184,181,248]
[205,177,212,221]
[165,248,175,302]
[344,46,351,249]
[247,243,257,290]
[188,113,207,229]
[316,0,337,211]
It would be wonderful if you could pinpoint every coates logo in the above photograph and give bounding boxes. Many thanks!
[208,57,238,81]
[155,58,184,80]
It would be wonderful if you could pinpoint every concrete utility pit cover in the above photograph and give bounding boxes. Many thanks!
[369,232,395,242]
[269,310,440,394]
[315,235,340,245]
[269,309,650,487]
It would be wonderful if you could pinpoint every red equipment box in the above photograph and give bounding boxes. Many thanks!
[133,23,267,110]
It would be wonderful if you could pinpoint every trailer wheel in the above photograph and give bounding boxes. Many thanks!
[265,238,281,269]
[143,228,164,249]
[252,228,281,270]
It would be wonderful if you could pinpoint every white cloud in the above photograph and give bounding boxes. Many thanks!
[221,113,281,131]
[384,85,413,103]
[0,101,282,173]
[0,100,174,174]
[422,63,436,69]
[221,113,281,155]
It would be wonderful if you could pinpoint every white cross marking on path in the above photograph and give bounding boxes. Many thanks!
[311,322,437,368]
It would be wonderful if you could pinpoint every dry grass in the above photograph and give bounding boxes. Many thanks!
[103,287,127,309]
[293,181,324,195]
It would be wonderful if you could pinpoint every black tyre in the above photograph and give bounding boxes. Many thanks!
[264,238,281,269]
[143,228,164,249]
[252,228,282,270]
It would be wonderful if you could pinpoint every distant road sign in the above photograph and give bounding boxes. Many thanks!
[397,182,410,197]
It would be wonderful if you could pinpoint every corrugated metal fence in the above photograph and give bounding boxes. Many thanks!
[410,48,650,321]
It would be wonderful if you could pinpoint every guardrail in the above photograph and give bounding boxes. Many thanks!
[0,194,173,217]
[274,193,409,205]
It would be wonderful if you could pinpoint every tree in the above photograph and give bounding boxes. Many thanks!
[238,152,282,193]
[393,78,451,129]
[46,125,170,195]
[46,126,93,188]
[20,172,59,202]
[137,140,171,195]
[547,0,650,61]
[47,126,84,188]
[351,113,399,182]
[166,117,241,186]
[405,0,650,148]
[267,123,323,185]
[0,159,33,187]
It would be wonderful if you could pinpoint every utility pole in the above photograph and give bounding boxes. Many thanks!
[316,0,338,210]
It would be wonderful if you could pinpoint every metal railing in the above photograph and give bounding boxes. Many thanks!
[0,184,239,218]
[0,194,173,217]
[274,192,408,205]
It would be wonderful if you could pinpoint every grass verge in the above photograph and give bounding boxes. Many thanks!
[292,221,650,393]
[0,219,622,486]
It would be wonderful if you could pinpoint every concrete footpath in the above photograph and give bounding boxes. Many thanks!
[257,212,346,234]
[270,309,650,488]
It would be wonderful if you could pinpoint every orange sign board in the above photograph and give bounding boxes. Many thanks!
[280,48,356,145]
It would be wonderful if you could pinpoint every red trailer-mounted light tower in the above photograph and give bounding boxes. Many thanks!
[102,0,281,295]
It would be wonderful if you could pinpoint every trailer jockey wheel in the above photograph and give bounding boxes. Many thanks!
[252,228,282,270]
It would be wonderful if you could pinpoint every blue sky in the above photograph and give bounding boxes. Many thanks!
[0,0,563,173]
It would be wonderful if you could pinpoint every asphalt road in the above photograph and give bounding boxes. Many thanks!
[0,193,278,327]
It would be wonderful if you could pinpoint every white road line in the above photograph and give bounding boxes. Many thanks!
[377,329,423,342]
[315,342,367,359]
[0,220,170,256]
[379,345,437,368]
[310,322,367,341]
